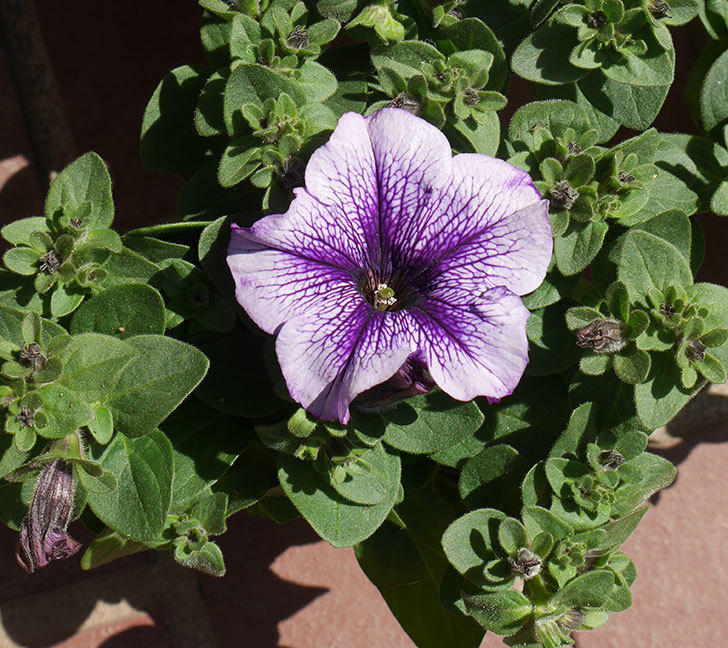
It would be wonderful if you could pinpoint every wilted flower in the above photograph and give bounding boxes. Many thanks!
[16,459,81,573]
[227,108,551,422]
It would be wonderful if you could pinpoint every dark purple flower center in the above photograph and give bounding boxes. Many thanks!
[358,268,425,312]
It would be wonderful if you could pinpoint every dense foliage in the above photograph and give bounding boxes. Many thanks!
[1,1,727,646]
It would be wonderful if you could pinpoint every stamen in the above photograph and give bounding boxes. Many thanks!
[374,283,397,311]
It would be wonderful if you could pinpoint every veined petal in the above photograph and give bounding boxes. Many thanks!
[412,285,531,402]
[301,112,380,261]
[246,187,369,272]
[276,304,415,423]
[434,199,552,296]
[392,153,545,273]
[228,226,357,334]
[364,108,453,270]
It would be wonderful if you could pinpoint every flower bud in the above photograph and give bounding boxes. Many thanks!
[649,1,671,18]
[510,547,542,579]
[38,250,61,274]
[587,11,607,28]
[388,94,420,115]
[286,26,309,50]
[576,318,627,353]
[686,338,707,362]
[549,180,579,211]
[16,459,81,573]
[353,355,435,413]
[19,342,47,373]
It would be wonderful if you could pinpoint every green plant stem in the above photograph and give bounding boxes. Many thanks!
[124,221,214,237]
[525,574,553,606]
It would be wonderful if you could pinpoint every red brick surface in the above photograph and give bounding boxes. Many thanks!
[201,515,415,648]
[52,613,174,648]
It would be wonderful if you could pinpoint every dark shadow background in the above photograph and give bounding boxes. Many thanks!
[0,513,327,647]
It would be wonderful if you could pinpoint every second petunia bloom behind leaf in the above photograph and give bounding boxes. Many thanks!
[227,108,552,423]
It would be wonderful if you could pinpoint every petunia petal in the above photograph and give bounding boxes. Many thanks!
[276,302,415,423]
[433,198,553,297]
[389,153,545,274]
[244,185,370,272]
[227,226,357,334]
[411,285,531,402]
[299,112,380,261]
[364,108,453,270]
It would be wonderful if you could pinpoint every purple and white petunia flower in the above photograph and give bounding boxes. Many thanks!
[227,108,552,423]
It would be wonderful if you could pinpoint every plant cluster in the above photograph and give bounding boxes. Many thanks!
[0,1,727,646]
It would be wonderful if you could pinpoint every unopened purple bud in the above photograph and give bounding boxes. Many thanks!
[16,459,81,573]
[576,318,627,353]
[353,355,435,413]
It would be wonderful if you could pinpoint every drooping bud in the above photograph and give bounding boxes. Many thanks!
[510,547,542,579]
[549,180,579,211]
[576,318,627,353]
[353,355,435,413]
[16,459,81,573]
